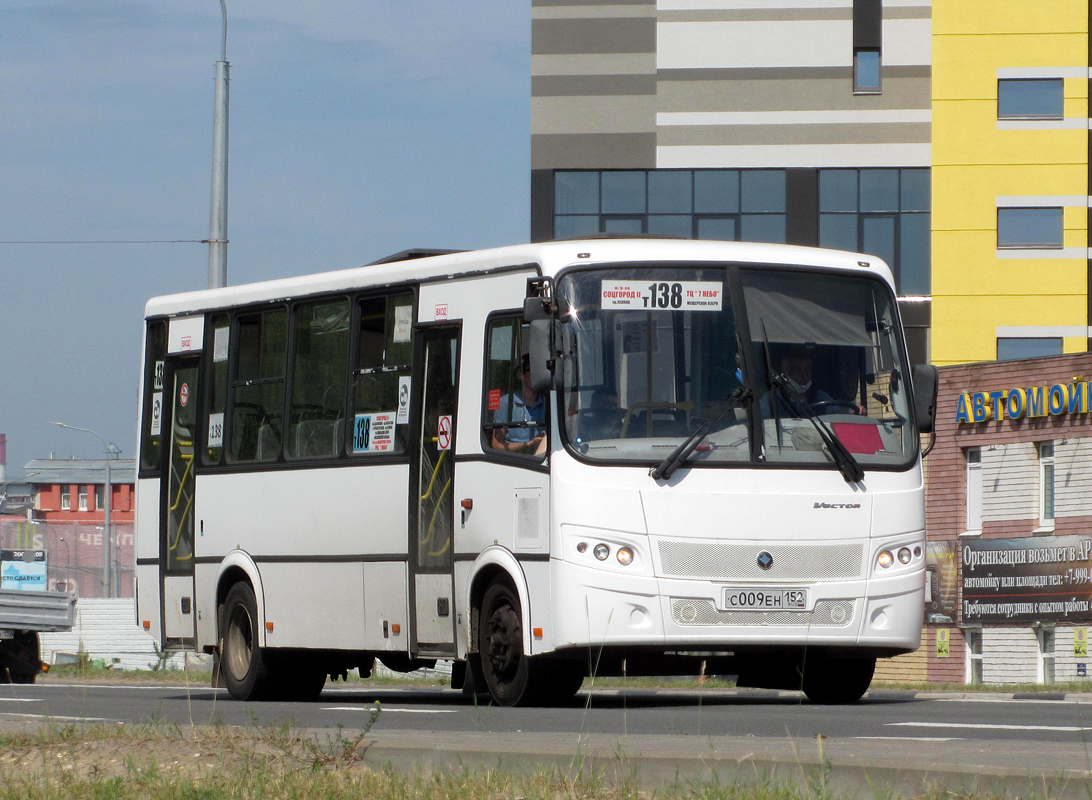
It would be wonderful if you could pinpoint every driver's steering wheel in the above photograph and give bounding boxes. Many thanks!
[810,400,861,415]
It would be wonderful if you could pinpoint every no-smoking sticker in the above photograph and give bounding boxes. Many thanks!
[179,383,189,407]
[437,415,452,451]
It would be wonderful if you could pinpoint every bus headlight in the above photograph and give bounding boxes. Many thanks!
[593,543,610,561]
[877,550,894,569]
[898,547,912,565]
[616,547,634,566]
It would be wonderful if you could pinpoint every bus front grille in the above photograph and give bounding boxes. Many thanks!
[657,541,863,581]
[670,599,855,627]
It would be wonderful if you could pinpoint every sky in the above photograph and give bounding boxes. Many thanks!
[1,1,530,478]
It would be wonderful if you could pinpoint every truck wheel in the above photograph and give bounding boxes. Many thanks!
[8,632,39,684]
[801,654,875,704]
[220,583,276,701]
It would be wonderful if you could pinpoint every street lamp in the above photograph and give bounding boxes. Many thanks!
[207,0,230,289]
[49,422,118,598]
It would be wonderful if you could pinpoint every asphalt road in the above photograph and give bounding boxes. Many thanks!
[5,682,1092,795]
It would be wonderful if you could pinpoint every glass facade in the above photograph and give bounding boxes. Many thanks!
[554,168,931,298]
[818,168,931,296]
[554,169,787,244]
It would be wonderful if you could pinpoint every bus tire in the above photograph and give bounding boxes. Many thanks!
[478,578,539,706]
[801,654,875,704]
[220,583,277,701]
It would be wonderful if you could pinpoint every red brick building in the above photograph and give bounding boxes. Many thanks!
[878,353,1092,685]
[0,458,136,598]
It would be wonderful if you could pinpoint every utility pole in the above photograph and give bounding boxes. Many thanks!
[207,0,229,289]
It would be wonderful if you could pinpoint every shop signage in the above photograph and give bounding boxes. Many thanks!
[962,534,1092,623]
[956,378,1090,424]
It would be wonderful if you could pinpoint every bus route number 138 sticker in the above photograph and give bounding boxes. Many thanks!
[601,280,722,311]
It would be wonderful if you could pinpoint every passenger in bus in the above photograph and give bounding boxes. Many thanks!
[572,387,622,441]
[492,354,547,455]
[760,345,832,417]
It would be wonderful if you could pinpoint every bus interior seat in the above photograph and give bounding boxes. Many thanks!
[256,422,280,460]
[294,418,343,457]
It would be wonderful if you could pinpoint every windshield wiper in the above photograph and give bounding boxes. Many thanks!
[766,371,864,484]
[650,384,751,481]
[758,321,863,484]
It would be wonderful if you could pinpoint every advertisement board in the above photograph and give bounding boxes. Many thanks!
[962,535,1092,623]
[0,550,48,592]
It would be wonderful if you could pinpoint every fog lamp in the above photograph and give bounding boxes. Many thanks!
[898,547,912,565]
[593,543,610,561]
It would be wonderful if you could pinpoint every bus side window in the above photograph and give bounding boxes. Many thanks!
[287,298,350,459]
[229,308,287,462]
[140,320,167,470]
[483,316,547,458]
[203,313,230,465]
[351,292,414,455]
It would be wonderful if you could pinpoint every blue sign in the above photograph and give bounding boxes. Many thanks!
[0,550,47,591]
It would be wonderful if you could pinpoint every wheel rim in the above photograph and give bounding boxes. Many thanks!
[486,601,521,682]
[225,604,253,682]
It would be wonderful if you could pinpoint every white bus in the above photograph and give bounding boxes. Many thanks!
[134,238,937,705]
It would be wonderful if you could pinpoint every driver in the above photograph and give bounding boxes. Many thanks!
[761,345,832,417]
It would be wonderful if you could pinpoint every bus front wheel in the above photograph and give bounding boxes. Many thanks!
[479,579,533,706]
[220,583,276,701]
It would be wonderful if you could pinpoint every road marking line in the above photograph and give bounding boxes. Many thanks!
[890,721,1089,733]
[322,706,456,714]
[0,713,117,722]
[854,736,961,742]
[0,698,41,703]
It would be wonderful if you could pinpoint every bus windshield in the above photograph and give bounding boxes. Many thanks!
[557,264,916,470]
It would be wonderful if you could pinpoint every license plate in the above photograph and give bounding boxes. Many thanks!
[722,588,808,611]
[0,630,12,640]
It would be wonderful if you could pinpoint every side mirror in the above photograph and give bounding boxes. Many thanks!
[527,318,557,392]
[912,364,938,434]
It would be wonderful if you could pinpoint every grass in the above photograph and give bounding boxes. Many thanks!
[0,721,1056,800]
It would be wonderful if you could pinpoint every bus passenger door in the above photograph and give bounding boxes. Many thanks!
[409,325,460,658]
[160,357,199,645]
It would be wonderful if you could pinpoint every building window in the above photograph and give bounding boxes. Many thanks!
[554,169,787,244]
[997,337,1063,361]
[997,207,1063,249]
[95,485,104,511]
[965,448,982,533]
[854,49,881,94]
[1039,441,1055,530]
[818,168,930,295]
[965,628,983,684]
[998,78,1064,120]
[60,486,70,511]
[78,487,88,512]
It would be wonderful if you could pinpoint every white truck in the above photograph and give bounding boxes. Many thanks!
[0,586,77,683]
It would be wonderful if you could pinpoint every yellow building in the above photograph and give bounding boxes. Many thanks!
[932,1,1090,366]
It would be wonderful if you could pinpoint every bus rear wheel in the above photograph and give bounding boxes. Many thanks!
[220,583,277,701]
